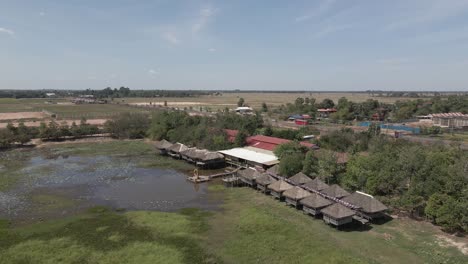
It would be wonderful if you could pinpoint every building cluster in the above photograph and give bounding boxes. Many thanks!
[71,95,107,104]
[233,166,388,228]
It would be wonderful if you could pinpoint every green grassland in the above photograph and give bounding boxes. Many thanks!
[1,185,466,263]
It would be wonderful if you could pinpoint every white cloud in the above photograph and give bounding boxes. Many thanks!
[39,11,46,16]
[208,48,216,52]
[148,69,159,75]
[0,27,15,36]
[386,0,468,30]
[161,31,179,45]
[295,0,336,22]
[192,6,217,34]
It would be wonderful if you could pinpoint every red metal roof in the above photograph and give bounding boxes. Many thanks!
[317,108,337,112]
[224,129,239,143]
[246,135,317,151]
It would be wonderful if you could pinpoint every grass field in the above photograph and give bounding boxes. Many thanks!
[1,184,466,263]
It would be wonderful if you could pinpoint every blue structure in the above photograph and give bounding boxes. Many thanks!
[358,122,420,134]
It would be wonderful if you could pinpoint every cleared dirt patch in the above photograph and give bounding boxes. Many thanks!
[436,235,468,255]
[0,118,108,129]
[0,112,47,121]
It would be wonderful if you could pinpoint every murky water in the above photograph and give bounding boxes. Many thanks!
[0,154,220,222]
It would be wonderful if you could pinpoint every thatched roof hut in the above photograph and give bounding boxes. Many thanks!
[154,139,173,150]
[321,184,350,199]
[321,203,355,226]
[288,172,312,185]
[201,151,224,161]
[266,165,280,177]
[341,192,388,217]
[268,180,293,193]
[167,143,189,153]
[238,168,263,186]
[302,178,329,192]
[300,193,334,209]
[283,186,311,200]
[256,174,277,186]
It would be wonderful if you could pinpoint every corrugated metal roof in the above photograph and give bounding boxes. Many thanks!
[218,147,279,165]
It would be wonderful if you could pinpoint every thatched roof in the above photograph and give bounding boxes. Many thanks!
[300,193,334,209]
[266,165,279,176]
[303,178,329,191]
[321,184,350,199]
[283,186,311,200]
[154,139,173,150]
[321,203,355,219]
[201,151,224,161]
[167,143,189,153]
[238,168,262,181]
[255,174,277,186]
[268,180,293,193]
[289,172,312,185]
[180,148,198,158]
[341,192,388,213]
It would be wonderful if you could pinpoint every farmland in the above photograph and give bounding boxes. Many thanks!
[122,92,432,109]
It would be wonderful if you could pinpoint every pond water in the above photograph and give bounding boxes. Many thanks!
[0,154,220,222]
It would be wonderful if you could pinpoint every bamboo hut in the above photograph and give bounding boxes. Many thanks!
[255,174,277,193]
[180,148,198,162]
[197,151,225,168]
[341,191,388,219]
[266,164,280,177]
[167,143,189,159]
[300,193,334,216]
[283,186,311,208]
[321,203,355,227]
[302,178,329,192]
[238,168,262,187]
[288,172,312,186]
[321,184,350,199]
[267,180,293,200]
[154,139,173,155]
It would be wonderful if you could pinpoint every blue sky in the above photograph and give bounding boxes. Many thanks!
[1,0,468,91]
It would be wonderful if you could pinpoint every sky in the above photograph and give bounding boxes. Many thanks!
[1,0,468,91]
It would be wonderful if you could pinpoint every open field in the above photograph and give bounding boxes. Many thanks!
[121,92,432,110]
[0,141,466,263]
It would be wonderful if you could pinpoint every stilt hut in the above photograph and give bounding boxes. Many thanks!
[302,178,329,192]
[288,172,312,186]
[238,168,261,187]
[167,143,189,159]
[255,174,277,193]
[154,139,173,155]
[321,184,350,199]
[321,203,355,227]
[266,164,280,177]
[341,191,388,219]
[180,148,198,162]
[267,180,293,200]
[283,186,311,208]
[197,151,225,168]
[300,193,334,216]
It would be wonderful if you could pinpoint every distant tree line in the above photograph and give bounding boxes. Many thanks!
[0,119,101,148]
[0,88,210,99]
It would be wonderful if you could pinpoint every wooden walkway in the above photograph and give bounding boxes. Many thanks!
[187,167,241,183]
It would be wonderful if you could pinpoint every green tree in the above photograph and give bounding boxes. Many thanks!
[237,98,245,107]
[279,152,304,177]
[261,102,268,112]
[302,151,318,177]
